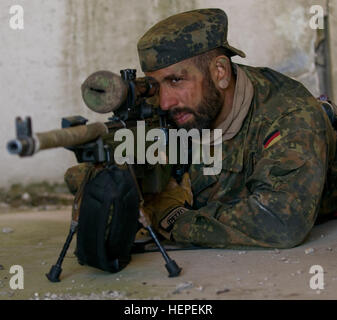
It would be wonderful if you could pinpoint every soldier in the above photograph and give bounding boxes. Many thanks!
[138,8,337,248]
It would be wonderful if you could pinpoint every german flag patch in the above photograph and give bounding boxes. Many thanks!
[263,130,281,149]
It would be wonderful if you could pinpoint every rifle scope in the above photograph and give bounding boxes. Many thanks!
[81,70,159,116]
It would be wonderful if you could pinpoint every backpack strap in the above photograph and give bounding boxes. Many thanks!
[318,95,337,130]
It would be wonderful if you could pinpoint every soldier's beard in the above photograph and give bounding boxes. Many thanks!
[169,76,224,131]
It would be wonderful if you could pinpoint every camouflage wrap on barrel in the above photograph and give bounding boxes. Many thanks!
[137,8,245,72]
[35,122,108,152]
[170,65,337,249]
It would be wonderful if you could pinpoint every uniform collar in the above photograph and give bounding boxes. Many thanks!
[220,102,253,173]
[220,64,255,173]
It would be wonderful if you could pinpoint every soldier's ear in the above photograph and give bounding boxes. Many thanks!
[211,56,231,90]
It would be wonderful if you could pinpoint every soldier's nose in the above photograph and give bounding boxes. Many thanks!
[160,88,179,111]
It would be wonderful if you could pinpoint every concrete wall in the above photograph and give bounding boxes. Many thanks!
[0,0,333,187]
[329,0,337,101]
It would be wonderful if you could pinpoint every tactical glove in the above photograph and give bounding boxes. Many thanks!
[141,173,193,240]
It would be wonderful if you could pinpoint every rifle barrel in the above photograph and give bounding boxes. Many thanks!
[7,122,108,156]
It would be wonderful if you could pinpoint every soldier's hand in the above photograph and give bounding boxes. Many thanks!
[140,173,193,240]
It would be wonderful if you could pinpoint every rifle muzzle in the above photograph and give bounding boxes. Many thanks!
[7,137,35,156]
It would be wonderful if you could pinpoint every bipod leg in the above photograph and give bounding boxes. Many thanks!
[146,225,182,277]
[126,163,182,277]
[46,220,78,282]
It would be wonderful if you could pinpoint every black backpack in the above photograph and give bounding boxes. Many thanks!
[76,165,140,272]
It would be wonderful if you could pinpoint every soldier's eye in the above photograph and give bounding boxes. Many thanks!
[171,77,183,84]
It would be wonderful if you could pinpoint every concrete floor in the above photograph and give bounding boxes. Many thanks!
[0,208,336,300]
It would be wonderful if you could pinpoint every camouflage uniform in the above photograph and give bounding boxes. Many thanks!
[137,8,337,249]
[172,65,337,249]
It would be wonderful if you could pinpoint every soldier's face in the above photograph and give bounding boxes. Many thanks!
[145,59,223,130]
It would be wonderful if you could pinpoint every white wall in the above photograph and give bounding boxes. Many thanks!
[0,0,328,187]
[329,0,337,101]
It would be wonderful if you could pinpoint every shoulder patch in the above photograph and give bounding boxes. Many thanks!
[263,130,281,149]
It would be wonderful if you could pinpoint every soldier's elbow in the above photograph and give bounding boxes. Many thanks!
[271,227,308,249]
[275,235,304,249]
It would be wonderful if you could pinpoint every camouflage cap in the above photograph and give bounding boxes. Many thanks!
[137,8,246,72]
